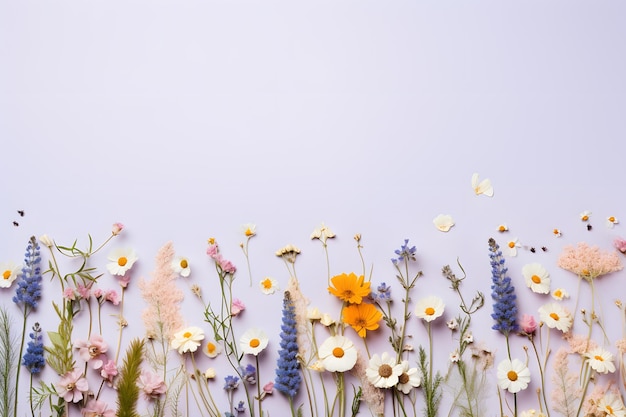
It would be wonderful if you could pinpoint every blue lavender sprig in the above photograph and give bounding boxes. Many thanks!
[274,291,301,398]
[239,364,257,385]
[488,238,518,336]
[22,322,45,374]
[392,238,417,265]
[13,236,43,312]
[370,282,392,303]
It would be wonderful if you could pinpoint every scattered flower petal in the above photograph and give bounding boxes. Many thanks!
[607,216,619,228]
[472,173,494,197]
[433,214,455,232]
[580,210,592,222]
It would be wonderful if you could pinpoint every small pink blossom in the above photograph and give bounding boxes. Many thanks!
[207,244,219,259]
[231,298,246,316]
[219,258,237,274]
[76,284,91,299]
[105,289,120,305]
[81,399,115,417]
[100,360,118,386]
[55,368,89,403]
[520,314,538,334]
[614,238,626,254]
[112,222,124,236]
[117,273,131,288]
[63,287,77,301]
[75,334,108,369]
[263,381,274,395]
[93,288,104,299]
[138,369,167,398]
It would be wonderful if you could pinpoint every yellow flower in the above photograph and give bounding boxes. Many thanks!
[343,303,383,338]
[328,273,370,304]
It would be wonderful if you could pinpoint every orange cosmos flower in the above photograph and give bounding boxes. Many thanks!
[328,272,371,304]
[343,302,383,338]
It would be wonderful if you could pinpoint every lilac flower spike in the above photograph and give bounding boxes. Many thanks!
[488,238,519,336]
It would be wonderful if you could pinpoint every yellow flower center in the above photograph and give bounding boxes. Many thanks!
[245,228,254,237]
[549,313,560,321]
[581,269,590,277]
[498,225,506,232]
[2,270,10,280]
[180,259,188,269]
[117,257,128,266]
[531,275,541,284]
[208,237,216,244]
[553,229,560,235]
[183,332,192,339]
[332,347,345,358]
[262,279,273,289]
[507,370,518,381]
[554,289,562,298]
[66,382,75,391]
[207,342,216,354]
[378,364,393,378]
[425,307,435,316]
[508,241,515,248]
[594,355,604,361]
[249,338,260,348]
[607,405,614,414]
[398,373,409,384]
[609,216,616,222]
[88,346,100,357]
[582,215,589,221]
[342,290,355,299]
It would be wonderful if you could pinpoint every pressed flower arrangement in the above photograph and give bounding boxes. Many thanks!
[3,196,626,417]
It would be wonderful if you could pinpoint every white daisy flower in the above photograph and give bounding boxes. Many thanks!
[506,238,521,256]
[318,335,358,373]
[552,228,562,237]
[522,263,551,294]
[171,256,191,278]
[462,332,474,344]
[396,360,421,394]
[580,210,592,222]
[449,350,460,363]
[203,340,222,358]
[497,224,509,233]
[497,358,531,393]
[538,303,573,333]
[259,277,279,295]
[446,318,459,330]
[242,223,257,237]
[106,248,138,276]
[585,348,616,374]
[414,296,445,322]
[471,173,494,197]
[551,288,570,301]
[607,216,620,228]
[365,352,403,388]
[239,328,269,356]
[0,262,21,289]
[170,326,205,354]
[597,391,626,417]
[433,214,455,232]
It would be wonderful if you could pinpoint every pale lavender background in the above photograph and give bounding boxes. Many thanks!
[2,1,626,415]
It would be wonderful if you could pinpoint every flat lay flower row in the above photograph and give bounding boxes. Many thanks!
[2,203,626,417]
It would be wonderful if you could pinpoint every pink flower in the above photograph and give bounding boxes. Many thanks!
[614,238,626,254]
[63,287,76,301]
[520,314,538,334]
[93,288,104,299]
[263,381,274,394]
[117,273,131,288]
[76,284,91,299]
[112,222,124,236]
[81,399,115,417]
[138,369,167,398]
[105,289,120,305]
[219,258,237,274]
[75,334,108,369]
[55,368,89,403]
[100,360,118,386]
[231,298,246,316]
[557,242,623,282]
[207,244,219,259]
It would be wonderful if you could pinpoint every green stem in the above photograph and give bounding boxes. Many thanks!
[14,307,28,417]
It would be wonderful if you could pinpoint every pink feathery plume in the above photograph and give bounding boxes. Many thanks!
[139,242,185,342]
[286,277,312,361]
[557,242,623,281]
[550,348,582,417]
